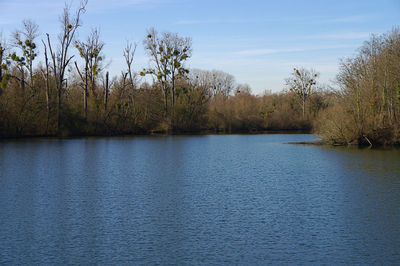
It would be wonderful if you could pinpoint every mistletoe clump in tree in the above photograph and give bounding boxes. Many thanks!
[285,67,319,118]
[8,20,39,91]
[141,28,192,114]
[74,28,105,117]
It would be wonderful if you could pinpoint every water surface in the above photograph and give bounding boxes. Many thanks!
[0,134,399,264]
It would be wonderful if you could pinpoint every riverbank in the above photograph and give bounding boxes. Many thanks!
[286,139,400,149]
[3,131,399,149]
[0,128,311,141]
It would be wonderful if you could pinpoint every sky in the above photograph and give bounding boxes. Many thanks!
[0,0,399,94]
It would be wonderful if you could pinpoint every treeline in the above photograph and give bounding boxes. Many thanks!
[0,1,399,146]
[0,1,324,138]
[314,29,400,146]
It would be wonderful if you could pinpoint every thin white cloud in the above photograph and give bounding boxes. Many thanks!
[87,0,169,12]
[234,45,354,56]
[321,15,373,23]
[0,0,63,9]
[234,48,303,56]
[0,1,64,24]
[281,61,339,72]
[96,0,158,7]
[175,14,374,25]
[0,19,17,25]
[174,14,374,26]
[305,32,371,40]
[175,18,255,25]
[285,14,374,24]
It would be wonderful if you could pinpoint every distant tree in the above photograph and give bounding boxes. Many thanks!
[188,69,236,97]
[235,83,252,95]
[210,70,236,97]
[188,69,213,92]
[285,67,319,118]
[123,41,137,89]
[141,28,192,114]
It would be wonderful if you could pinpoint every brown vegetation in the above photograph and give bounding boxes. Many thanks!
[314,29,400,146]
[0,2,399,146]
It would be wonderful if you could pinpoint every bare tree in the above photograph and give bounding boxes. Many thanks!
[13,19,39,88]
[285,67,319,118]
[210,70,235,97]
[46,0,87,132]
[41,40,51,133]
[141,28,192,114]
[9,20,39,92]
[235,83,252,95]
[188,69,236,97]
[74,28,105,117]
[123,41,137,89]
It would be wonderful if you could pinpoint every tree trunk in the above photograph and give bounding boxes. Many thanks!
[0,62,2,96]
[42,40,51,134]
[84,55,88,118]
[0,44,3,95]
[46,33,60,133]
[29,60,33,89]
[21,69,25,92]
[172,73,175,107]
[163,82,168,115]
[57,80,61,133]
[104,71,109,110]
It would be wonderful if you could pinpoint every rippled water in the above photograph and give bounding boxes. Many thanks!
[0,134,399,264]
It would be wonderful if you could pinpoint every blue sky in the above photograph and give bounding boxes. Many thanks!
[0,0,399,93]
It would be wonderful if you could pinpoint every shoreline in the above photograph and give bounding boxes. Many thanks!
[0,129,311,141]
[287,140,400,149]
[2,132,399,148]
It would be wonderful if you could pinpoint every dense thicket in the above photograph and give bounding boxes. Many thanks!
[315,29,400,146]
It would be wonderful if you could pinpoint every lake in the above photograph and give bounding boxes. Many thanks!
[0,134,399,264]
